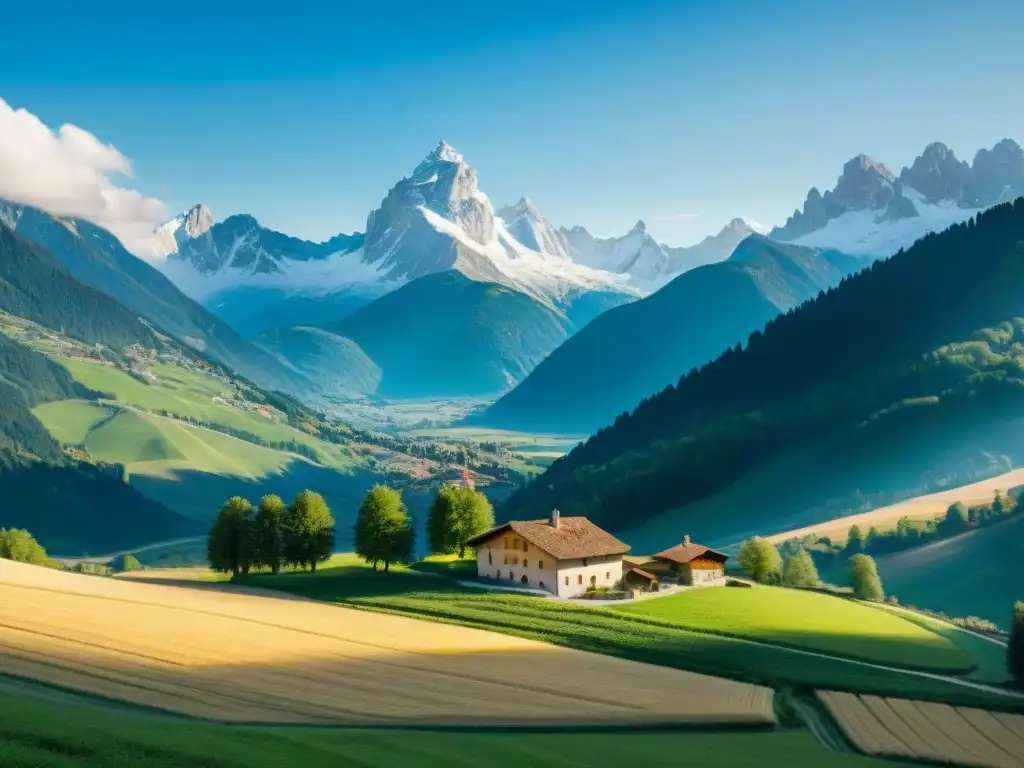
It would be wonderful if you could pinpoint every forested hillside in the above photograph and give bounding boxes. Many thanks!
[1,201,310,394]
[0,225,157,349]
[503,199,1024,537]
[477,237,861,432]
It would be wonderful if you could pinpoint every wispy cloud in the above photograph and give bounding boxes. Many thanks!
[0,97,168,255]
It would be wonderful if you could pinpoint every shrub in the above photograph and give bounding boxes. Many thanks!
[108,553,142,572]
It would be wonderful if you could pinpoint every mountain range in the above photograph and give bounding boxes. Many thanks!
[475,237,864,432]
[138,137,1024,407]
[503,198,1024,554]
[0,199,311,396]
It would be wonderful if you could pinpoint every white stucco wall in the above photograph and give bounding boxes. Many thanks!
[554,555,623,598]
[474,536,559,592]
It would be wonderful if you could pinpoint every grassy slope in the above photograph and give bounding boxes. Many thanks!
[243,559,1020,710]
[869,513,1024,630]
[612,586,968,672]
[0,695,894,768]
[32,358,385,528]
[32,400,112,445]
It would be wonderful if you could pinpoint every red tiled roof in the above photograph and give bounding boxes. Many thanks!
[653,542,729,564]
[467,517,629,560]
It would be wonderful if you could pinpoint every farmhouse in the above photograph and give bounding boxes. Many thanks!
[467,509,629,597]
[646,535,728,587]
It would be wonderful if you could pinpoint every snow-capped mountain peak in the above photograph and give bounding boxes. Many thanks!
[153,203,214,259]
[496,197,571,260]
[771,138,1024,257]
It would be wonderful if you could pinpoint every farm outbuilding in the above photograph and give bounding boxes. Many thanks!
[648,535,728,587]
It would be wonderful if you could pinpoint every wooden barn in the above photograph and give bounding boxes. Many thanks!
[648,535,728,587]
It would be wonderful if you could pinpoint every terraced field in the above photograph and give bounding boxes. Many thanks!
[0,561,774,726]
[819,690,1024,768]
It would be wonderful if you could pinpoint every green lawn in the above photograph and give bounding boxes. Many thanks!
[32,400,113,445]
[613,586,969,672]
[243,559,1021,710]
[0,694,896,768]
[33,401,297,479]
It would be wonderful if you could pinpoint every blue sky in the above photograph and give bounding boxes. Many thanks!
[2,0,1023,246]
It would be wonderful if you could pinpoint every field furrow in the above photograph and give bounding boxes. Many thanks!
[822,690,1024,768]
[0,561,773,726]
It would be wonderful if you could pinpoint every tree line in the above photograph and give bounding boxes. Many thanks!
[352,482,494,571]
[206,482,496,576]
[502,199,1024,534]
[206,491,335,575]
[737,536,884,601]
[782,490,1020,570]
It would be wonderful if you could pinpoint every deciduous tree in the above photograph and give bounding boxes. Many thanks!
[849,553,884,601]
[355,485,414,572]
[427,484,494,558]
[207,496,255,576]
[283,490,335,572]
[0,528,51,566]
[737,537,782,583]
[253,494,286,574]
[782,550,819,587]
[1010,602,1024,688]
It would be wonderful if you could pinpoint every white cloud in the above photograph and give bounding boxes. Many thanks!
[0,97,168,255]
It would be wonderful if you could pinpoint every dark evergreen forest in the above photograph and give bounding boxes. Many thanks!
[503,199,1024,534]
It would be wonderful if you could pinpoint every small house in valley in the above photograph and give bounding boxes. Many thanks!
[646,535,728,586]
[466,509,629,598]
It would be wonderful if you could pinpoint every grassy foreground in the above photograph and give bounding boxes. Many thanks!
[0,692,896,768]
[243,558,1019,710]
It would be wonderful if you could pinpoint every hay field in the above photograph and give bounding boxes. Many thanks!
[0,560,773,726]
[818,690,1024,768]
[766,468,1024,545]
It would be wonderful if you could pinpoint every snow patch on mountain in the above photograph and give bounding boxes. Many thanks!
[788,186,980,255]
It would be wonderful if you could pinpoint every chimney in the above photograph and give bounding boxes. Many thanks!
[683,533,691,546]
[550,509,561,529]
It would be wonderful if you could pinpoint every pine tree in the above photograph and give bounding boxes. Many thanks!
[283,490,335,572]
[354,485,414,572]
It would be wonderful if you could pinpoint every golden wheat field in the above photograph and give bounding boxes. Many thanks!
[818,690,1024,768]
[767,468,1024,545]
[0,560,773,726]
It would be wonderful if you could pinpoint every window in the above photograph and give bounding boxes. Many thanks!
[503,537,508,549]
[578,574,583,585]
[509,571,514,580]
[539,582,545,590]
[503,555,508,565]
[523,541,529,553]
[520,575,528,585]
[538,560,544,570]
[488,552,492,565]
[606,571,610,580]
[582,558,588,566]
[523,559,528,568]
[565,576,569,586]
